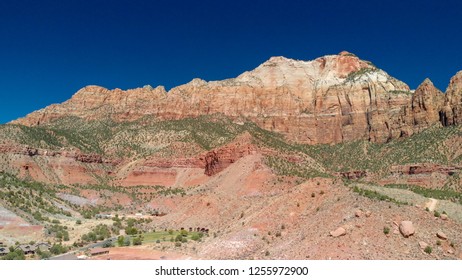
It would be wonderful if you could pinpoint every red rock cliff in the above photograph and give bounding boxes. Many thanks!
[11,52,462,144]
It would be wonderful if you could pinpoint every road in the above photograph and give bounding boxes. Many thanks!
[48,236,117,260]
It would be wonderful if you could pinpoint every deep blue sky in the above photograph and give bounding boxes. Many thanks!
[1,0,461,124]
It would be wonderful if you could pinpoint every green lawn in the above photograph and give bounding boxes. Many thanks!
[126,230,204,244]
[139,231,178,243]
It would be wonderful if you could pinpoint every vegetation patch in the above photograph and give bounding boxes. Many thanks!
[384,184,462,205]
[352,186,409,205]
[264,156,330,179]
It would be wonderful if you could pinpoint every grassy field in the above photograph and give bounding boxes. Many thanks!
[140,230,204,243]
[113,230,207,247]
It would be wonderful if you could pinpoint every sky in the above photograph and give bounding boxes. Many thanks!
[1,0,461,124]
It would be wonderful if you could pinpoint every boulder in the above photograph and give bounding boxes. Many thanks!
[436,231,448,240]
[419,241,428,249]
[399,221,415,238]
[330,227,346,237]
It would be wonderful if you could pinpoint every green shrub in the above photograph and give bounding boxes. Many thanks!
[125,227,138,235]
[191,233,201,241]
[383,226,390,235]
[424,246,432,254]
[133,237,142,246]
[123,238,130,246]
[50,243,68,255]
[2,249,25,260]
[117,236,125,247]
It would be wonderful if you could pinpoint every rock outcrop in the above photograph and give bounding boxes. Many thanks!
[441,71,462,126]
[202,133,256,176]
[0,144,111,164]
[408,79,445,130]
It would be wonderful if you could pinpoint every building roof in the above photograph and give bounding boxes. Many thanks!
[16,244,37,252]
[52,254,80,260]
[0,247,10,254]
[36,242,51,248]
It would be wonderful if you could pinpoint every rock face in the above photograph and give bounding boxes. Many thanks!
[383,163,462,188]
[202,133,256,176]
[408,79,445,130]
[441,71,462,126]
[399,221,415,238]
[12,52,462,145]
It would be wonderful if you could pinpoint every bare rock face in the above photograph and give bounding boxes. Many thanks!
[399,221,415,238]
[339,170,367,180]
[409,79,445,129]
[11,52,462,145]
[203,151,220,176]
[442,71,462,126]
[202,133,256,176]
[75,153,103,163]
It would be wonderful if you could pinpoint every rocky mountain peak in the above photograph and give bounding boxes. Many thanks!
[441,70,462,126]
[186,78,208,87]
[447,70,462,93]
[421,77,433,85]
[234,52,377,89]
[265,56,290,64]
[412,78,444,110]
[338,50,356,56]
[74,85,110,95]
[415,78,441,93]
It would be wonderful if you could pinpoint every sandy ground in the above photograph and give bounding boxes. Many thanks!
[61,218,114,245]
[0,205,44,244]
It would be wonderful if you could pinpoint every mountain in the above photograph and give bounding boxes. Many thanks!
[12,51,461,144]
[1,52,462,260]
[3,50,462,191]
